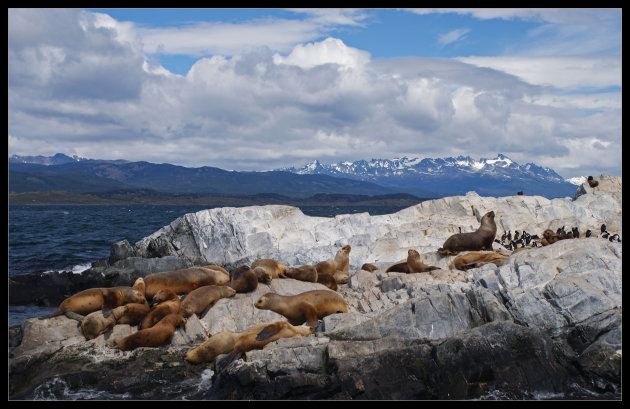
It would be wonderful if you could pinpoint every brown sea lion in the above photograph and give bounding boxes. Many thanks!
[284,265,318,283]
[228,322,313,361]
[315,245,351,284]
[185,331,241,364]
[81,305,128,340]
[143,266,229,300]
[541,229,563,246]
[361,263,379,272]
[254,290,348,327]
[438,211,497,256]
[229,266,258,293]
[111,313,186,351]
[140,289,181,329]
[316,274,338,291]
[385,249,440,273]
[451,252,509,271]
[116,301,150,326]
[180,285,236,317]
[216,322,315,370]
[39,286,146,319]
[251,258,287,283]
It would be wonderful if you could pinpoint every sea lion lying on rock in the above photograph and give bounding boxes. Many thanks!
[111,313,186,351]
[39,286,146,319]
[179,285,236,317]
[451,252,509,271]
[386,249,440,273]
[140,289,181,329]
[143,266,229,300]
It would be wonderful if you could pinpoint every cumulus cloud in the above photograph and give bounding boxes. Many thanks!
[7,8,621,178]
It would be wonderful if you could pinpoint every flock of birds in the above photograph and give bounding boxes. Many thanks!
[497,223,621,251]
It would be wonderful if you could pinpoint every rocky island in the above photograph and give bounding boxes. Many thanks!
[9,175,621,400]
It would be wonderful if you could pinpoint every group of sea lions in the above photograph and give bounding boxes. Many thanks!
[40,250,352,365]
[40,207,620,367]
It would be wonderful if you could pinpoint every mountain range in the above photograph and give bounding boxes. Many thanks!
[279,154,578,198]
[9,153,579,203]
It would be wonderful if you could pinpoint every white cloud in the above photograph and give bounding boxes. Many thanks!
[7,9,621,179]
[438,28,470,46]
[273,37,370,69]
[457,56,621,90]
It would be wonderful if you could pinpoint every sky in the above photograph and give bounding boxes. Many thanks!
[8,8,622,179]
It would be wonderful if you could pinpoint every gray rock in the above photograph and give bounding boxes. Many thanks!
[8,178,622,399]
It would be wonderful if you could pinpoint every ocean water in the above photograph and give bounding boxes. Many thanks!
[8,203,408,324]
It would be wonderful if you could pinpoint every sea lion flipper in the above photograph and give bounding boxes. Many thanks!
[217,351,242,373]
[255,323,282,341]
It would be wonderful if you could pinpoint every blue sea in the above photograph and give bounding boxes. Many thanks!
[8,203,407,325]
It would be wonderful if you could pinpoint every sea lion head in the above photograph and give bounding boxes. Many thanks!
[253,266,272,284]
[152,289,177,305]
[254,293,275,310]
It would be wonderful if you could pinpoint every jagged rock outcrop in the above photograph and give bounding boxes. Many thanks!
[9,176,622,400]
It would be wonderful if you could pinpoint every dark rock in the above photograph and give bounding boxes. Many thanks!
[109,239,135,264]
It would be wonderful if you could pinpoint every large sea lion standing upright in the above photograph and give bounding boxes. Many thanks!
[315,245,351,284]
[438,211,497,256]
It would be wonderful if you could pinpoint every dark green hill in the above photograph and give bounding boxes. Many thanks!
[8,161,400,198]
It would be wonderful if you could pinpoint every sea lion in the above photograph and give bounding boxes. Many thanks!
[284,265,318,283]
[39,286,146,319]
[315,245,351,284]
[438,211,497,256]
[361,263,379,272]
[185,331,241,364]
[251,259,287,283]
[140,289,181,329]
[541,229,563,246]
[111,313,186,351]
[451,252,509,271]
[254,290,348,327]
[385,249,440,273]
[316,274,338,291]
[180,285,236,317]
[223,322,314,367]
[80,305,128,340]
[116,301,150,326]
[229,266,258,293]
[143,266,229,300]
[214,322,314,370]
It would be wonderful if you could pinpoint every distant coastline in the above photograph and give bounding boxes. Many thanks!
[8,190,430,207]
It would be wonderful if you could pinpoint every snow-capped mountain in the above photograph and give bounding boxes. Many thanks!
[280,154,578,199]
[9,153,87,166]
